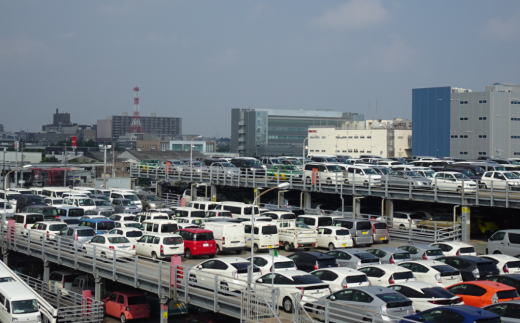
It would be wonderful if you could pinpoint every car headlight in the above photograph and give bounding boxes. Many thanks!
[415,182,422,185]
[13,318,19,323]
[423,182,429,185]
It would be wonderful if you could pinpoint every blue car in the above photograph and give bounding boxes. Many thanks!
[78,218,115,234]
[400,305,501,323]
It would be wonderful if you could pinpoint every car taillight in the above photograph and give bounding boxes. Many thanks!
[55,215,59,218]
[341,278,348,289]
[222,237,225,245]
[109,246,115,249]
[435,273,442,283]
[160,245,164,253]
[74,234,78,241]
[126,306,130,311]
[297,287,304,299]
[389,256,395,264]
[504,264,509,274]
[132,245,135,250]
[372,224,376,234]
[314,262,319,270]
[62,277,65,288]
[456,250,461,256]
[46,231,50,239]
[422,253,428,260]
[232,271,238,279]
[491,293,499,303]
[24,224,27,229]
[388,275,395,284]
[269,266,273,273]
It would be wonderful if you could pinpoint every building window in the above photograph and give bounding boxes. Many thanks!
[335,150,340,153]
[366,150,371,153]
[348,136,353,139]
[479,100,487,103]
[460,152,468,155]
[511,118,520,121]
[348,149,353,153]
[360,150,365,153]
[459,135,468,138]
[367,136,372,139]
[479,135,487,138]
[478,152,488,155]
[342,150,347,153]
[310,150,314,152]
[321,136,326,139]
[354,136,359,139]
[515,152,520,156]
[360,136,365,139]
[450,135,458,138]
[512,136,520,139]
[459,101,469,104]
[354,149,358,153]
[321,150,326,152]
[479,117,488,120]
[511,100,520,104]
[459,117,468,120]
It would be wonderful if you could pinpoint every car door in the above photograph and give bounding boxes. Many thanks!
[447,284,486,307]
[114,294,125,315]
[505,233,520,256]
[105,293,118,316]
[135,235,148,255]
[197,260,217,287]
[433,173,445,190]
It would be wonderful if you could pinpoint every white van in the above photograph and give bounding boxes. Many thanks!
[215,202,259,218]
[135,233,184,259]
[109,191,142,207]
[140,219,179,234]
[243,221,279,252]
[41,187,71,198]
[62,197,97,211]
[0,282,41,323]
[7,188,33,195]
[303,163,345,185]
[188,201,221,211]
[342,165,381,186]
[199,222,246,254]
[173,207,206,218]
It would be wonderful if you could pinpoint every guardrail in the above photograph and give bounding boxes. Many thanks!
[131,163,520,209]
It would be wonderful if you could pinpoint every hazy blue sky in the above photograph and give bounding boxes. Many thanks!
[2,1,520,137]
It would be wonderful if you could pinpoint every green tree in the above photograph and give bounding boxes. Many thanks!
[216,144,230,152]
[42,156,59,163]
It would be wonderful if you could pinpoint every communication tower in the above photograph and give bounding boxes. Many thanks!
[128,86,144,133]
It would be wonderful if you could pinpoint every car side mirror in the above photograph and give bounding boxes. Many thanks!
[403,176,408,179]
[415,315,424,321]
[257,278,263,283]
[196,265,202,269]
[329,296,336,301]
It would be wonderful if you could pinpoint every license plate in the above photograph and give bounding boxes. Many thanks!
[342,244,346,247]
[380,237,385,240]
[268,245,273,249]
[203,243,209,247]
[362,231,367,234]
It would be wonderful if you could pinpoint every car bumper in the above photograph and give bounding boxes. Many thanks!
[125,310,150,320]
[222,246,245,252]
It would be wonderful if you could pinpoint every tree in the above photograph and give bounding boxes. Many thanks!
[217,144,230,152]
[42,156,59,163]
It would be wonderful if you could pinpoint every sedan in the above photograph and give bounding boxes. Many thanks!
[247,255,297,273]
[382,170,432,189]
[484,300,520,323]
[191,257,262,291]
[310,267,370,292]
[446,281,519,307]
[388,282,463,312]
[83,234,135,259]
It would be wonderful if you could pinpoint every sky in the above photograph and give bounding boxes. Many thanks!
[1,0,520,138]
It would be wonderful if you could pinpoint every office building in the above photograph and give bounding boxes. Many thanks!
[413,83,520,159]
[97,114,182,141]
[231,108,364,156]
[308,119,412,158]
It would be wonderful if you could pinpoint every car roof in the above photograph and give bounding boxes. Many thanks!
[401,244,439,250]
[277,270,311,277]
[0,282,38,300]
[400,260,448,267]
[334,248,371,254]
[432,242,473,247]
[81,218,114,223]
[178,228,212,233]
[365,264,411,272]
[392,281,437,290]
[369,247,408,253]
[291,251,335,259]
[346,286,396,294]
[480,254,519,261]
[460,281,516,291]
[114,227,141,232]
[313,267,364,275]
[250,255,292,262]
[34,221,67,225]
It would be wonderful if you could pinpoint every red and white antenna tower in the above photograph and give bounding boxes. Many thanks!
[128,86,144,133]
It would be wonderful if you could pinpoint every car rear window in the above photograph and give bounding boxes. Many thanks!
[62,219,80,225]
[460,247,475,253]
[346,275,368,284]
[426,249,444,256]
[431,265,459,276]
[375,293,411,307]
[317,259,338,267]
[507,261,520,268]
[27,215,44,224]
[77,229,95,237]
[336,230,350,236]
[127,296,148,305]
[393,271,414,280]
[292,275,322,284]
[195,232,214,241]
[373,223,387,229]
[126,231,143,238]
[231,262,260,273]
[161,224,179,233]
[69,209,84,217]
[108,237,130,244]
[97,222,115,230]
[163,237,183,245]
[64,275,77,283]
[356,221,372,230]
[274,261,296,269]
[393,253,410,260]
[477,261,498,272]
[262,226,278,234]
[318,218,332,226]
[354,253,378,260]
[191,211,206,218]
[422,287,456,298]
[497,290,519,299]
[49,224,67,231]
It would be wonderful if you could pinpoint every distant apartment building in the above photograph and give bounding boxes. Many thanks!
[231,108,364,156]
[97,113,182,141]
[413,83,520,159]
[308,119,412,158]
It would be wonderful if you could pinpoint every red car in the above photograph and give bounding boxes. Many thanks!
[103,291,150,322]
[175,228,216,259]
[446,281,520,307]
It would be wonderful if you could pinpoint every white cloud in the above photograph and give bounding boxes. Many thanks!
[312,0,389,32]
[206,48,238,67]
[481,13,520,41]
[357,35,416,71]
[0,37,49,60]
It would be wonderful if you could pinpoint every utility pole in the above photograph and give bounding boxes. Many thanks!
[112,146,115,177]
[64,143,68,187]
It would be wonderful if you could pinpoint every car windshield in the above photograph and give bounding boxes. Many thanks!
[126,231,142,237]
[270,159,282,164]
[108,236,130,244]
[11,299,39,314]
[101,211,114,216]
[124,223,141,228]
[245,160,262,167]
[295,222,311,229]
[377,168,391,175]
[41,208,59,216]
[289,160,302,165]
[292,275,323,284]
[375,292,409,303]
[323,157,338,162]
[327,165,342,172]
[244,206,259,215]
[409,213,425,220]
[121,200,135,206]
[422,287,456,298]
[284,166,299,171]
[123,195,139,201]
[28,196,45,204]
[404,171,421,177]
[0,202,12,209]
[504,172,519,179]
[127,296,148,305]
[364,168,378,175]
[79,199,94,206]
[95,200,110,206]
[49,224,67,231]
[423,171,435,178]
[274,261,296,269]
[98,222,115,230]
[458,169,474,176]
[146,195,160,201]
[453,173,471,180]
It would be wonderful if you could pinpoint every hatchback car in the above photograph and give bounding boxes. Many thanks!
[247,255,297,273]
[446,281,519,307]
[316,226,353,250]
[431,242,477,257]
[287,252,339,273]
[175,228,216,259]
[398,244,444,260]
[103,291,150,322]
[58,226,96,248]
[108,228,143,244]
[480,255,520,275]
[326,249,380,269]
[401,305,501,323]
[398,260,462,287]
[112,198,141,214]
[488,275,520,295]
[357,264,416,286]
[135,233,184,259]
[483,300,520,323]
[487,230,520,256]
[83,234,135,259]
[431,171,477,192]
[29,221,68,242]
[310,267,370,292]
[191,257,262,291]
[388,282,463,312]
[366,247,412,265]
[436,256,499,281]
[332,219,373,247]
[370,221,390,244]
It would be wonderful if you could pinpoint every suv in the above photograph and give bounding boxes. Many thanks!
[175,228,216,259]
[332,219,374,247]
[230,158,266,176]
[15,194,46,212]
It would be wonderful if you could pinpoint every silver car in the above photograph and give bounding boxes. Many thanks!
[92,199,115,212]
[112,198,141,214]
[209,162,241,177]
[366,247,412,264]
[484,300,520,323]
[181,160,209,175]
[398,244,444,260]
[326,249,380,269]
[57,226,96,248]
[310,286,414,323]
[382,170,432,189]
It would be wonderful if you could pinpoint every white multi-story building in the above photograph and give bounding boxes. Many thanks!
[307,119,412,158]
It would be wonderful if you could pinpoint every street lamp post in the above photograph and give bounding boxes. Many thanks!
[302,137,309,169]
[190,136,202,182]
[99,144,112,188]
[4,165,32,215]
[2,148,5,191]
[248,182,290,289]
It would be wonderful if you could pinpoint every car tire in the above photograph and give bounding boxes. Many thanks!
[216,245,222,255]
[208,254,215,258]
[120,313,126,323]
[145,206,150,211]
[235,250,242,254]
[328,243,335,251]
[284,242,292,252]
[253,244,259,253]
[283,297,293,313]
[326,179,332,185]
[493,251,502,254]
[220,282,229,291]
[482,183,488,189]
[456,187,462,193]
[189,274,197,284]
[152,252,158,260]
[185,249,192,259]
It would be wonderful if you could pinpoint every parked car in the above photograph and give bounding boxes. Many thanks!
[357,264,415,286]
[108,228,143,244]
[58,226,96,248]
[310,267,370,292]
[266,165,303,181]
[398,260,463,287]
[481,171,520,190]
[15,194,46,212]
[109,214,136,222]
[487,230,520,256]
[401,305,501,323]
[22,206,60,221]
[381,170,432,189]
[446,281,519,307]
[136,193,164,211]
[370,221,390,244]
[175,228,216,259]
[332,219,373,247]
[398,244,444,260]
[135,233,184,259]
[366,247,411,265]
[83,234,135,259]
[247,255,297,273]
[191,257,262,291]
[287,252,339,272]
[29,221,68,241]
[431,171,477,192]
[480,255,520,275]
[102,291,151,322]
[388,281,463,312]
[92,199,115,212]
[48,270,83,294]
[316,226,353,250]
[431,242,477,257]
[112,198,141,214]
[436,256,499,281]
[114,221,141,229]
[326,249,380,269]
[78,218,115,235]
[484,300,520,323]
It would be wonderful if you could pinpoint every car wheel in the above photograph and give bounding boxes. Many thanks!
[284,242,292,252]
[253,244,259,253]
[189,274,197,284]
[120,313,126,323]
[216,245,222,255]
[208,254,215,258]
[145,206,150,211]
[235,250,242,254]
[326,179,332,185]
[101,252,107,259]
[456,187,462,193]
[482,183,488,189]
[328,243,335,251]
[493,251,502,254]
[399,224,405,230]
[283,297,293,313]
[185,249,192,259]
[152,252,158,259]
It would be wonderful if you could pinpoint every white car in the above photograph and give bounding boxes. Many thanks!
[480,254,520,274]
[247,255,297,273]
[176,218,206,229]
[316,226,353,250]
[430,242,477,256]
[480,171,520,190]
[29,221,68,241]
[255,270,331,313]
[398,260,463,287]
[357,264,416,286]
[135,233,184,259]
[387,282,464,312]
[108,228,143,244]
[114,221,141,229]
[44,197,63,207]
[431,171,477,192]
[310,267,370,292]
[83,234,135,259]
[190,257,262,291]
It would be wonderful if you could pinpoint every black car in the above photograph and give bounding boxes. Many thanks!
[230,158,266,176]
[445,163,487,177]
[22,206,60,220]
[445,168,483,183]
[287,251,339,272]
[436,256,499,281]
[16,194,47,212]
[488,274,520,294]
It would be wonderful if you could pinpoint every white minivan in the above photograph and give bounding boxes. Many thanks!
[199,222,246,255]
[303,163,345,185]
[0,282,42,323]
[342,165,382,186]
[243,221,279,253]
[215,202,259,218]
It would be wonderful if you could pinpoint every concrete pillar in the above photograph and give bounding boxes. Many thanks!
[461,206,470,243]
[211,185,217,202]
[1,249,8,266]
[278,191,285,208]
[94,277,103,302]
[43,261,50,283]
[353,197,361,219]
[385,200,394,224]
[303,192,312,210]
[159,298,170,323]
